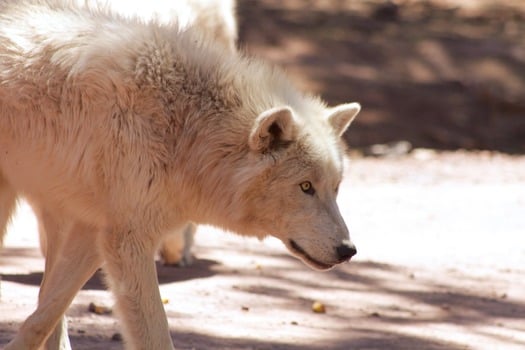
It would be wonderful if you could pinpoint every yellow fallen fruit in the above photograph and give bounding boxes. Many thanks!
[162,298,170,304]
[88,302,112,315]
[312,301,326,313]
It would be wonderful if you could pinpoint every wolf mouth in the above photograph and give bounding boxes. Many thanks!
[289,240,333,270]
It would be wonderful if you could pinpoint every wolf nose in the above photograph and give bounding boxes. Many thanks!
[336,242,357,262]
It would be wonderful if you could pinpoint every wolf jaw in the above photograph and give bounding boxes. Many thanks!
[288,239,334,270]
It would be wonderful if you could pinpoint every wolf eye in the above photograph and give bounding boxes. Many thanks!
[300,181,315,195]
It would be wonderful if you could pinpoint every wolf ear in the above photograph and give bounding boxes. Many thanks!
[327,102,361,137]
[249,106,297,153]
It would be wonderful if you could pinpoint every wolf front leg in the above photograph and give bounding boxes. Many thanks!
[100,228,174,350]
[5,218,102,350]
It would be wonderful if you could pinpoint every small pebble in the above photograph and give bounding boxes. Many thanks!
[111,332,123,342]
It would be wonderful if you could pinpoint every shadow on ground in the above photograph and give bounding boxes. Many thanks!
[1,243,524,349]
[1,257,219,290]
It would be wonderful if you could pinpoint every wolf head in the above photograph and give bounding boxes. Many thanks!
[230,102,360,270]
[144,27,360,270]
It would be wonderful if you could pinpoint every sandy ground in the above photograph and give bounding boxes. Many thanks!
[1,151,524,350]
[1,0,525,348]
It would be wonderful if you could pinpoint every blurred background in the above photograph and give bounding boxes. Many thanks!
[237,0,525,154]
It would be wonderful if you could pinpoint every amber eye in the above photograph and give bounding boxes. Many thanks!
[300,181,315,195]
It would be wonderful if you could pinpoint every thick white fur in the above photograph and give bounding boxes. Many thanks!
[17,0,239,266]
[0,1,360,349]
[98,0,238,266]
[100,0,239,266]
[99,0,238,52]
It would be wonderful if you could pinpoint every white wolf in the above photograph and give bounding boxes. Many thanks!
[0,1,359,349]
[20,0,239,267]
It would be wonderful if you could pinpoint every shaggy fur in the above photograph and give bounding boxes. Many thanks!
[100,0,239,266]
[96,0,237,52]
[0,1,359,349]
[7,0,238,266]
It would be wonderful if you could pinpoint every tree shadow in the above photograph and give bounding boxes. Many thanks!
[1,246,219,291]
[0,324,469,350]
[170,327,466,350]
[2,234,524,349]
[196,249,525,348]
[1,250,524,349]
[316,258,524,323]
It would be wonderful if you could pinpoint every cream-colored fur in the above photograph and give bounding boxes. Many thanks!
[139,0,237,266]
[100,0,238,52]
[99,0,238,266]
[101,0,238,266]
[0,1,359,349]
[13,0,239,266]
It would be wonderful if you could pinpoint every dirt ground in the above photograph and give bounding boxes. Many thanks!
[1,0,525,349]
[1,152,525,349]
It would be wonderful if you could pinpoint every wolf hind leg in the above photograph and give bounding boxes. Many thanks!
[0,173,17,247]
[5,213,102,350]
[159,222,196,266]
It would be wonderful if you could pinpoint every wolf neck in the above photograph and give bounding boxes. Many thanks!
[130,28,294,228]
[134,21,320,126]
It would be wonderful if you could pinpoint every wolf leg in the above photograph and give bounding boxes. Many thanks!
[100,228,174,350]
[0,173,17,246]
[5,214,102,350]
[159,222,196,266]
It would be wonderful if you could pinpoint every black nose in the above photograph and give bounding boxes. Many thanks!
[336,242,357,262]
